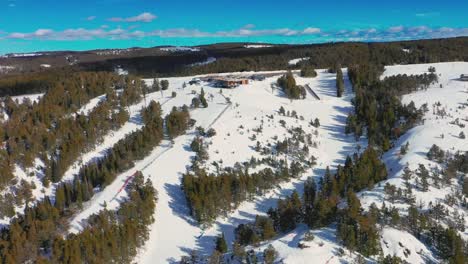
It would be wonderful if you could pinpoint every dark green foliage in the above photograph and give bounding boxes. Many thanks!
[166,106,190,138]
[254,215,276,240]
[0,72,141,188]
[235,224,259,246]
[151,78,161,92]
[463,177,468,197]
[160,79,169,90]
[379,255,405,264]
[236,147,387,257]
[277,72,303,99]
[263,245,278,264]
[336,191,381,257]
[400,142,409,155]
[215,233,228,253]
[268,191,302,232]
[336,68,345,97]
[432,227,466,264]
[300,65,317,77]
[183,160,300,224]
[346,63,436,149]
[199,88,208,108]
[0,173,157,263]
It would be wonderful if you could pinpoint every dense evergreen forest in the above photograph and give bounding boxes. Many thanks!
[0,172,157,263]
[346,64,438,150]
[0,72,145,190]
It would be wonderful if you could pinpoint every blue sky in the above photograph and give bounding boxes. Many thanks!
[0,0,467,54]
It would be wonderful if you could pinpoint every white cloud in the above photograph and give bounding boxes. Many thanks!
[109,12,157,23]
[3,25,468,43]
[387,26,404,33]
[86,16,96,21]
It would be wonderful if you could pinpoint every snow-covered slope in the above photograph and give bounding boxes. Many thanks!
[132,68,366,263]
[358,62,468,261]
[4,62,465,263]
[360,62,468,210]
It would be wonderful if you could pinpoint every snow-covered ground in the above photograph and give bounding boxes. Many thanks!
[360,62,468,210]
[381,227,437,263]
[188,57,217,67]
[244,44,273,49]
[160,46,201,52]
[358,62,468,260]
[0,65,15,73]
[11,93,43,104]
[3,62,466,263]
[288,57,310,65]
[133,68,366,263]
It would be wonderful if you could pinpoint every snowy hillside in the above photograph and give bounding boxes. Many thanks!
[0,62,466,264]
[131,68,366,263]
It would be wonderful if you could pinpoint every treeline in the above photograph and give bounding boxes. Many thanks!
[183,123,317,225]
[182,161,304,225]
[377,190,467,263]
[2,38,467,81]
[346,64,437,150]
[234,148,387,257]
[0,172,157,263]
[336,67,344,97]
[0,69,66,96]
[0,72,144,188]
[45,92,129,184]
[176,38,468,78]
[53,100,165,211]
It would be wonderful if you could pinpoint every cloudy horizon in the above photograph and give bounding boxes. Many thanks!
[0,0,467,54]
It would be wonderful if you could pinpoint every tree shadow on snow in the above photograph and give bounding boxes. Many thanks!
[164,182,198,227]
[315,77,338,98]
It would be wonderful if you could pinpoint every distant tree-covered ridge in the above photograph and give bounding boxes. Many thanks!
[1,37,467,80]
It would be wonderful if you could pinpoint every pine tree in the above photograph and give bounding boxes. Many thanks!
[263,245,278,264]
[160,80,169,90]
[215,233,228,253]
[200,88,208,108]
[336,68,345,97]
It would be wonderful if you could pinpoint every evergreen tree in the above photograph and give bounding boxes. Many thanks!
[215,233,228,253]
[160,79,169,90]
[336,68,345,97]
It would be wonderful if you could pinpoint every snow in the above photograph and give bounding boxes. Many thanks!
[134,68,366,263]
[160,46,200,52]
[188,57,217,67]
[359,62,468,239]
[4,53,43,58]
[244,45,273,49]
[4,62,465,262]
[0,65,15,73]
[252,224,359,264]
[95,48,137,56]
[115,67,128,75]
[76,94,107,115]
[11,93,44,104]
[381,227,437,263]
[288,57,310,65]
